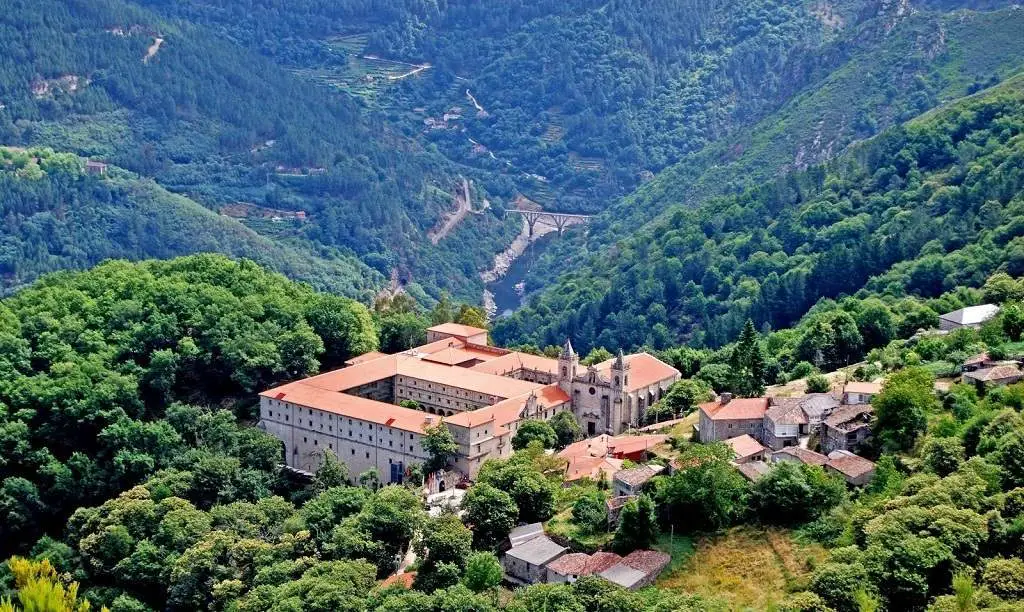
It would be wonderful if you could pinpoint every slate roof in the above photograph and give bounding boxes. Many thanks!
[508,522,544,547]
[765,401,809,426]
[939,304,999,326]
[613,465,660,488]
[824,404,873,431]
[506,535,566,566]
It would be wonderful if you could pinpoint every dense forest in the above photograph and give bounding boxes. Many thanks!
[494,71,1024,353]
[0,147,379,296]
[5,1,1023,303]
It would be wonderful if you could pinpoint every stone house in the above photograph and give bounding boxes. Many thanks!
[503,534,566,585]
[724,434,767,463]
[612,465,663,498]
[696,394,769,442]
[842,382,881,406]
[605,496,635,530]
[825,450,876,486]
[963,364,1024,389]
[939,304,999,331]
[598,550,671,590]
[821,404,874,454]
[546,552,622,584]
[762,402,808,450]
[772,446,829,467]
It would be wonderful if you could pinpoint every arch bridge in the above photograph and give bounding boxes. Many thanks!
[503,209,592,236]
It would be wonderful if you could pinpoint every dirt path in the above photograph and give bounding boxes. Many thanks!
[388,62,431,80]
[428,178,472,245]
[466,89,486,113]
[143,37,163,63]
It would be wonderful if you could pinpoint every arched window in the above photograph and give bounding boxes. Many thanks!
[615,376,620,386]
[562,366,567,377]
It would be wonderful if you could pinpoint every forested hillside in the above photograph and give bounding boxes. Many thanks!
[518,3,1024,301]
[0,148,380,296]
[494,72,1024,351]
[0,0,516,300]
[0,255,378,560]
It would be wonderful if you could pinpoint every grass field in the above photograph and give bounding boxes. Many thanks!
[657,526,829,611]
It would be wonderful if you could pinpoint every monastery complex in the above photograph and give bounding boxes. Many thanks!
[260,323,680,481]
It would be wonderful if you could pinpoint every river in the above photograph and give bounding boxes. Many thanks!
[486,232,557,317]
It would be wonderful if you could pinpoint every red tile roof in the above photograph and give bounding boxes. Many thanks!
[699,397,769,421]
[420,346,481,366]
[826,450,875,479]
[427,322,488,338]
[344,351,389,366]
[261,384,435,433]
[621,550,671,576]
[558,434,669,461]
[773,447,829,466]
[380,572,415,589]
[595,352,680,392]
[843,381,882,395]
[724,434,765,460]
[469,351,559,376]
[564,456,624,482]
[546,552,623,577]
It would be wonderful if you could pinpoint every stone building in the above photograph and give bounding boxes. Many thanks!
[696,394,770,442]
[821,404,873,454]
[558,341,681,437]
[259,325,679,481]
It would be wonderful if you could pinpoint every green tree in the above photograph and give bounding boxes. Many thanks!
[462,551,503,594]
[922,437,965,477]
[751,462,846,525]
[455,305,488,330]
[655,443,748,531]
[414,514,473,592]
[729,319,767,397]
[463,484,517,550]
[1002,303,1024,341]
[872,368,936,451]
[805,374,831,394]
[430,294,456,325]
[0,557,100,612]
[581,348,614,366]
[313,452,349,493]
[612,495,658,553]
[659,379,714,417]
[550,411,582,448]
[981,557,1024,601]
[571,490,608,534]
[810,562,869,612]
[476,458,556,523]
[423,424,459,473]
[512,420,558,450]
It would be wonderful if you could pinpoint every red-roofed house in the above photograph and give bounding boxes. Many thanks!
[696,394,769,442]
[546,552,622,584]
[724,434,767,463]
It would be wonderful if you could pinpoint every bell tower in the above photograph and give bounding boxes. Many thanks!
[557,338,578,394]
[611,349,631,430]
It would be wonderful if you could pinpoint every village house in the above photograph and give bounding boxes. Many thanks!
[736,461,771,482]
[546,552,623,584]
[84,160,108,175]
[696,394,769,442]
[962,352,997,372]
[605,496,635,529]
[772,446,829,467]
[762,401,808,450]
[612,465,664,497]
[259,328,679,482]
[825,450,876,486]
[562,455,624,485]
[963,363,1024,389]
[558,433,669,462]
[724,434,767,463]
[598,550,672,590]
[821,404,874,454]
[938,304,1000,331]
[842,382,881,405]
[509,523,545,547]
[503,533,567,585]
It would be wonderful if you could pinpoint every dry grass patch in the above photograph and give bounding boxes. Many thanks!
[657,525,829,611]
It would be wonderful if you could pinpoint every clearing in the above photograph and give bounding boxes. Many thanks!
[657,526,829,610]
[143,37,163,63]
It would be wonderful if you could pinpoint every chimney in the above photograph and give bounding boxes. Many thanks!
[425,415,434,425]
[720,392,733,404]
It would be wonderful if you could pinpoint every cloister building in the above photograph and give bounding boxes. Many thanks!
[259,324,679,482]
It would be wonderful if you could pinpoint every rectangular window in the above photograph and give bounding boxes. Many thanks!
[365,452,370,459]
[351,449,355,455]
